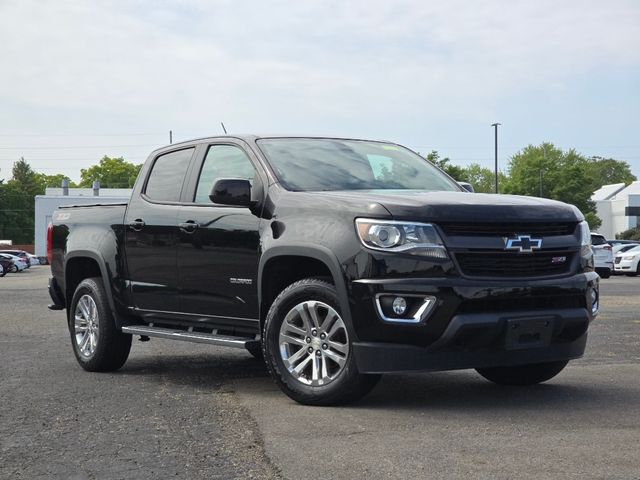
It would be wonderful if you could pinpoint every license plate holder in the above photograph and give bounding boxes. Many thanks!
[505,317,554,350]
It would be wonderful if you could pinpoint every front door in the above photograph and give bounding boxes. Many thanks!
[177,144,261,325]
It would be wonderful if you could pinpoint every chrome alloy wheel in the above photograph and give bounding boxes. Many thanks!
[279,300,349,386]
[74,294,99,358]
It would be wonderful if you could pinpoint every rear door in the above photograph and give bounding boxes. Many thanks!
[124,147,196,312]
[176,142,263,327]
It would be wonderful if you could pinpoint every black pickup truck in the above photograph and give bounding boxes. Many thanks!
[48,135,599,405]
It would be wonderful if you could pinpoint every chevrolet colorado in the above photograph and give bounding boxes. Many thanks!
[48,135,599,405]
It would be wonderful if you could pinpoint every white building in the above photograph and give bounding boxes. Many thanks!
[34,184,132,256]
[592,181,640,239]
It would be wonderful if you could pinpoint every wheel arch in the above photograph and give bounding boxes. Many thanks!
[64,250,120,326]
[258,245,353,334]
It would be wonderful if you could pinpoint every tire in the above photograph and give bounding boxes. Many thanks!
[263,278,380,406]
[68,277,132,372]
[10,264,17,273]
[476,360,569,386]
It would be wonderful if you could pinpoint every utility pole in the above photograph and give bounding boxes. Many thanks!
[491,123,501,193]
[169,130,173,144]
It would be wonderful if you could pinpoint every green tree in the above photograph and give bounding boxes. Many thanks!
[586,156,636,187]
[0,158,40,243]
[35,173,76,190]
[459,163,505,193]
[79,156,142,188]
[425,151,466,181]
[502,143,602,229]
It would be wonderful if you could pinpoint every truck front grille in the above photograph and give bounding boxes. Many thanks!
[441,222,577,237]
[455,251,573,277]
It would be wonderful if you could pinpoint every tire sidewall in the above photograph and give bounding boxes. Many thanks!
[68,278,113,369]
[263,279,361,403]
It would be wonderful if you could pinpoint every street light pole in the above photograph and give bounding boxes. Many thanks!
[491,123,501,193]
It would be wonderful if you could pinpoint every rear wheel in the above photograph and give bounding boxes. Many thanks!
[10,264,17,273]
[263,278,380,405]
[476,360,569,386]
[69,277,132,372]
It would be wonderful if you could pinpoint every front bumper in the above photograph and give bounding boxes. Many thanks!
[353,308,589,373]
[614,258,637,273]
[348,272,598,373]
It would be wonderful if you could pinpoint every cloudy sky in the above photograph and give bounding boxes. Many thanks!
[1,0,639,182]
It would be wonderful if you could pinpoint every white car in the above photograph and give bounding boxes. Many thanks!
[612,243,640,255]
[27,254,40,265]
[614,245,640,276]
[590,233,613,278]
[0,253,27,272]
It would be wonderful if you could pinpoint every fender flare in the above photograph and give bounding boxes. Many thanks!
[64,250,122,327]
[258,244,353,331]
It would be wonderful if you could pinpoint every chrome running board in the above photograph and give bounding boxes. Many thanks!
[121,325,258,349]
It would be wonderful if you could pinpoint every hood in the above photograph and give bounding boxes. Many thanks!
[315,190,583,223]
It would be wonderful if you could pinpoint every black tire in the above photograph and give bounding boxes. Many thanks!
[10,264,17,273]
[68,277,132,372]
[476,360,569,386]
[263,278,380,406]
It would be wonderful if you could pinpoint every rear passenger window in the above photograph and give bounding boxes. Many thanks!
[145,148,194,202]
[194,145,256,203]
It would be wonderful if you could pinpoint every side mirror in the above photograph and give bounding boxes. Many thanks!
[210,179,251,207]
[458,182,474,193]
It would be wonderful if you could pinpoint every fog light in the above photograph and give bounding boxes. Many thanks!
[392,297,407,315]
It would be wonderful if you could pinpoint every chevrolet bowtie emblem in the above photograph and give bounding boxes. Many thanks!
[504,235,542,253]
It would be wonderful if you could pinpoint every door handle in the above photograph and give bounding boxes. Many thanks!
[179,220,199,234]
[128,219,145,231]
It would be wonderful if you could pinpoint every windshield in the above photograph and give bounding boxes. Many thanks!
[257,138,460,192]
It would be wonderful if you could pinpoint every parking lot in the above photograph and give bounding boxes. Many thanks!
[1,267,639,479]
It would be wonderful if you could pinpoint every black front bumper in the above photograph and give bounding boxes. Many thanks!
[353,307,590,373]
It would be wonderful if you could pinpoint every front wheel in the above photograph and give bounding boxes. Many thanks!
[263,278,380,405]
[69,277,132,372]
[476,360,569,386]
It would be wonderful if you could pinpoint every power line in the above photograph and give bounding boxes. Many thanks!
[0,144,158,150]
[0,132,165,136]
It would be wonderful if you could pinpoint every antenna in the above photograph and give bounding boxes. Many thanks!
[221,122,227,134]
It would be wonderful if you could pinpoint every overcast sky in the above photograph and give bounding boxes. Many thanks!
[1,0,639,183]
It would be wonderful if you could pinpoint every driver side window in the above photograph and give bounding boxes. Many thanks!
[194,145,256,204]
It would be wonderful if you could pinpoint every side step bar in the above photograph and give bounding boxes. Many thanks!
[121,325,259,349]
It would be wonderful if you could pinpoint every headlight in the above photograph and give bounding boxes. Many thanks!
[355,218,448,258]
[579,221,591,246]
[623,255,637,260]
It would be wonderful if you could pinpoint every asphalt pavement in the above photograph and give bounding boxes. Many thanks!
[1,267,639,479]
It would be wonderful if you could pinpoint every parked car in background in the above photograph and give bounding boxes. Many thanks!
[591,233,613,278]
[0,255,14,274]
[607,239,638,246]
[0,253,27,272]
[27,254,40,265]
[612,243,639,255]
[0,249,31,268]
[614,245,640,276]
